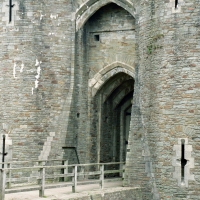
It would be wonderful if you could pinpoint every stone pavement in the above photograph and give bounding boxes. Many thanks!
[5,181,141,200]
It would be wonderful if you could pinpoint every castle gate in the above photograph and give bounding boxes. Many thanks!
[74,2,136,165]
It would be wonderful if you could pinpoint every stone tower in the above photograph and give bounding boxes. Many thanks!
[0,0,199,199]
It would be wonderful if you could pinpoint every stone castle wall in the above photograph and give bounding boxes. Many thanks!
[0,0,75,162]
[0,0,200,199]
[125,0,200,199]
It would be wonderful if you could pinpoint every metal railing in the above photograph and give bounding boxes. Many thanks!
[0,160,125,200]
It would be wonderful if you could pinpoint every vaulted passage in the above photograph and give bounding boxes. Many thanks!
[90,73,134,167]
[84,3,135,165]
[75,2,135,165]
[99,73,134,163]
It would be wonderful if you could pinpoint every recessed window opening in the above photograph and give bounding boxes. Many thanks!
[175,0,178,9]
[77,113,80,118]
[181,139,187,183]
[105,116,108,123]
[94,34,100,41]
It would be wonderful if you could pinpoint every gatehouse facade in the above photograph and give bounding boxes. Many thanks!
[0,0,200,199]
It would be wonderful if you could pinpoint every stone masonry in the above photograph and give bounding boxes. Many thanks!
[0,0,200,199]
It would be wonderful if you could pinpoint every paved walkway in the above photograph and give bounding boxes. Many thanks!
[5,181,123,200]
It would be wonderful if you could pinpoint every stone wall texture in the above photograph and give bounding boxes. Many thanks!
[66,187,143,200]
[0,0,200,199]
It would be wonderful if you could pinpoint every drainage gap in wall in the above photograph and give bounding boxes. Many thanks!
[181,139,187,183]
[94,34,100,41]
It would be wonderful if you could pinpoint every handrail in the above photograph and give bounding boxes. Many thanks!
[0,159,67,165]
[2,162,124,170]
[0,161,125,200]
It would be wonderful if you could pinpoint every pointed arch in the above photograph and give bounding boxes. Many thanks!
[76,0,136,31]
[89,61,135,97]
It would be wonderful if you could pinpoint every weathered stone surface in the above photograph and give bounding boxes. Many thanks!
[0,0,200,199]
[58,187,142,200]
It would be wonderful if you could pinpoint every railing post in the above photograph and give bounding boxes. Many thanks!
[72,165,77,193]
[0,169,6,200]
[122,163,125,178]
[6,163,11,189]
[39,167,45,197]
[99,164,104,189]
[37,161,42,185]
[63,160,68,182]
[80,166,85,180]
[120,162,123,177]
[122,163,125,186]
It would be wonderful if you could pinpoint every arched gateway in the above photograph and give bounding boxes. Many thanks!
[91,71,134,167]
[73,1,136,168]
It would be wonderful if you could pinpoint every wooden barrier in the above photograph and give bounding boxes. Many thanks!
[0,161,125,200]
[0,169,6,200]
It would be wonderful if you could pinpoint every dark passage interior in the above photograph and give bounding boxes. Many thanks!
[92,73,134,167]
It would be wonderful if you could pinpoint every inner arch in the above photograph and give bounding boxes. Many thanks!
[93,72,134,169]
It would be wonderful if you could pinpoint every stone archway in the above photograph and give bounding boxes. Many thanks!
[74,2,136,165]
[91,72,134,175]
[89,61,135,97]
[75,0,136,31]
